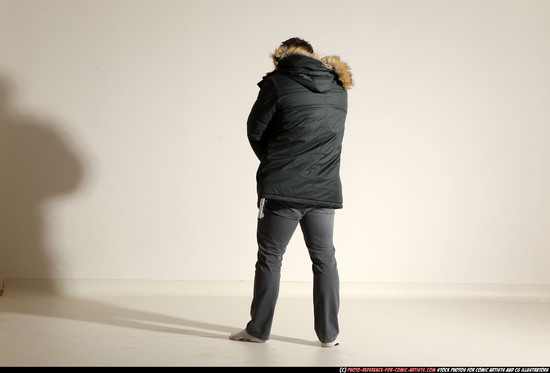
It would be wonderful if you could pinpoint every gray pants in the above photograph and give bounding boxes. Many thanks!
[245,200,340,343]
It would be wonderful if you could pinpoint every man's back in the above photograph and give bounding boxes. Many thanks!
[247,46,352,208]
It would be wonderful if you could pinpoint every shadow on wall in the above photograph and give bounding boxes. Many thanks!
[0,73,85,293]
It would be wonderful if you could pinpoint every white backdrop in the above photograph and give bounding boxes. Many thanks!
[1,0,549,286]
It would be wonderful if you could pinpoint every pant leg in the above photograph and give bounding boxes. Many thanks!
[246,207,300,340]
[299,208,340,343]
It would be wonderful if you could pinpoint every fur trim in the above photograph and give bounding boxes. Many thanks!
[270,45,354,90]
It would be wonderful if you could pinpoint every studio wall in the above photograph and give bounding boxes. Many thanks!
[1,0,549,287]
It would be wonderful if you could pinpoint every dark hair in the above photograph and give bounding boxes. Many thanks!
[281,37,314,54]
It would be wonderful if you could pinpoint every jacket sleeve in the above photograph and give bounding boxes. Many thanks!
[247,77,277,160]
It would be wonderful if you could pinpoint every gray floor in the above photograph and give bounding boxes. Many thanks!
[0,279,549,367]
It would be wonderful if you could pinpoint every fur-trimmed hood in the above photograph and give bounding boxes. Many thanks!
[270,45,353,90]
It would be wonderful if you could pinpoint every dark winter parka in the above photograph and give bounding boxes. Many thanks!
[247,45,353,209]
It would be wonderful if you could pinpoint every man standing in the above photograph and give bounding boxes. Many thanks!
[230,37,353,347]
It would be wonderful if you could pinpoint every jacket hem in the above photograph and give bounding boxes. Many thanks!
[259,194,343,209]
